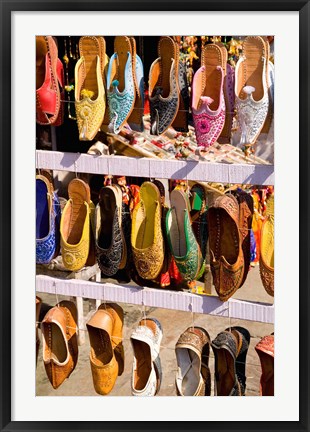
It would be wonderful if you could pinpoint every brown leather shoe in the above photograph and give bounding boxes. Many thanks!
[41,301,78,389]
[255,334,274,396]
[259,194,274,296]
[207,194,244,301]
[86,303,124,395]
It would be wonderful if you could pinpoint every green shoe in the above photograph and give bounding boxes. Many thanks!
[166,188,204,282]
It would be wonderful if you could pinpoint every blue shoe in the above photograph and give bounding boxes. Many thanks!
[36,174,61,264]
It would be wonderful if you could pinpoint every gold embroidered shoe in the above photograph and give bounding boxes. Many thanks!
[259,193,274,296]
[60,179,92,271]
[131,182,164,280]
[75,36,106,140]
[207,194,244,301]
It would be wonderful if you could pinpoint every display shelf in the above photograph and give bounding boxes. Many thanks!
[36,274,274,324]
[36,150,274,185]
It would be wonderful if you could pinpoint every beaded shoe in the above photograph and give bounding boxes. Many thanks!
[41,301,78,389]
[259,193,274,296]
[255,334,274,396]
[36,174,61,264]
[131,318,163,396]
[207,194,244,301]
[175,326,211,396]
[106,36,136,134]
[74,36,106,140]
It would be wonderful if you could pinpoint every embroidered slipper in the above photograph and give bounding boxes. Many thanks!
[149,36,180,135]
[259,193,274,296]
[255,334,274,396]
[127,37,144,132]
[192,43,226,148]
[106,36,136,134]
[260,37,274,134]
[172,37,190,132]
[75,36,106,140]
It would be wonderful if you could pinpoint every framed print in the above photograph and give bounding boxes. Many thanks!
[1,0,309,431]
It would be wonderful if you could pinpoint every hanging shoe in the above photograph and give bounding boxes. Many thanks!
[74,36,106,140]
[260,37,274,135]
[166,188,204,282]
[95,185,126,276]
[172,56,190,132]
[36,174,61,264]
[175,326,211,396]
[234,36,269,146]
[60,178,94,271]
[106,36,136,134]
[259,193,274,296]
[207,194,244,301]
[131,318,163,396]
[149,36,180,135]
[189,183,209,261]
[212,326,250,396]
[36,296,42,365]
[36,36,62,125]
[41,301,78,389]
[255,334,274,396]
[192,43,226,149]
[131,182,164,280]
[127,37,145,132]
[86,303,124,395]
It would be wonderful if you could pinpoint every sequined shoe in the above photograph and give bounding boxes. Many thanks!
[175,327,211,396]
[192,43,226,149]
[131,318,163,396]
[74,36,106,140]
[95,185,126,276]
[259,193,274,296]
[36,174,61,264]
[166,188,204,282]
[234,36,269,146]
[131,182,164,280]
[106,36,136,134]
[207,194,244,301]
[255,334,274,396]
[149,36,180,135]
[60,179,93,271]
[41,301,78,389]
[212,326,250,396]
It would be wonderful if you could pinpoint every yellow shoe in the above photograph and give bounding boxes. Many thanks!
[259,194,274,296]
[131,182,164,280]
[60,179,91,271]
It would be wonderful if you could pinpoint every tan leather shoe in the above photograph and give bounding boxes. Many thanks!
[41,301,78,389]
[259,193,274,296]
[86,303,124,395]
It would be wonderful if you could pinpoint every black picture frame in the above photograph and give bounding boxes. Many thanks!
[1,1,308,431]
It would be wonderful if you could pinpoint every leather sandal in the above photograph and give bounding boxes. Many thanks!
[255,334,274,396]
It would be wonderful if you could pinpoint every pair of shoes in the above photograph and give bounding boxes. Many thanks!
[255,334,274,396]
[234,36,274,146]
[86,303,124,395]
[36,173,61,264]
[191,43,226,149]
[207,191,253,301]
[212,326,250,396]
[107,36,144,134]
[36,36,64,126]
[149,36,189,135]
[94,184,127,276]
[259,193,274,296]
[130,318,163,396]
[75,36,108,140]
[166,187,204,282]
[41,300,78,389]
[60,178,95,271]
[175,326,211,396]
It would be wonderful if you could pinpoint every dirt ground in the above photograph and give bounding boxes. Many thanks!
[36,265,274,397]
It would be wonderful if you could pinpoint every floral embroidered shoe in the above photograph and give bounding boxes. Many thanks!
[95,185,126,276]
[60,179,93,271]
[127,37,144,132]
[131,318,163,396]
[192,43,226,149]
[212,326,250,396]
[234,36,269,146]
[149,36,180,135]
[74,36,106,140]
[106,36,135,134]
[166,188,204,282]
[207,194,244,301]
[255,334,274,396]
[131,182,164,280]
[175,327,211,396]
[259,193,274,296]
[36,174,61,264]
